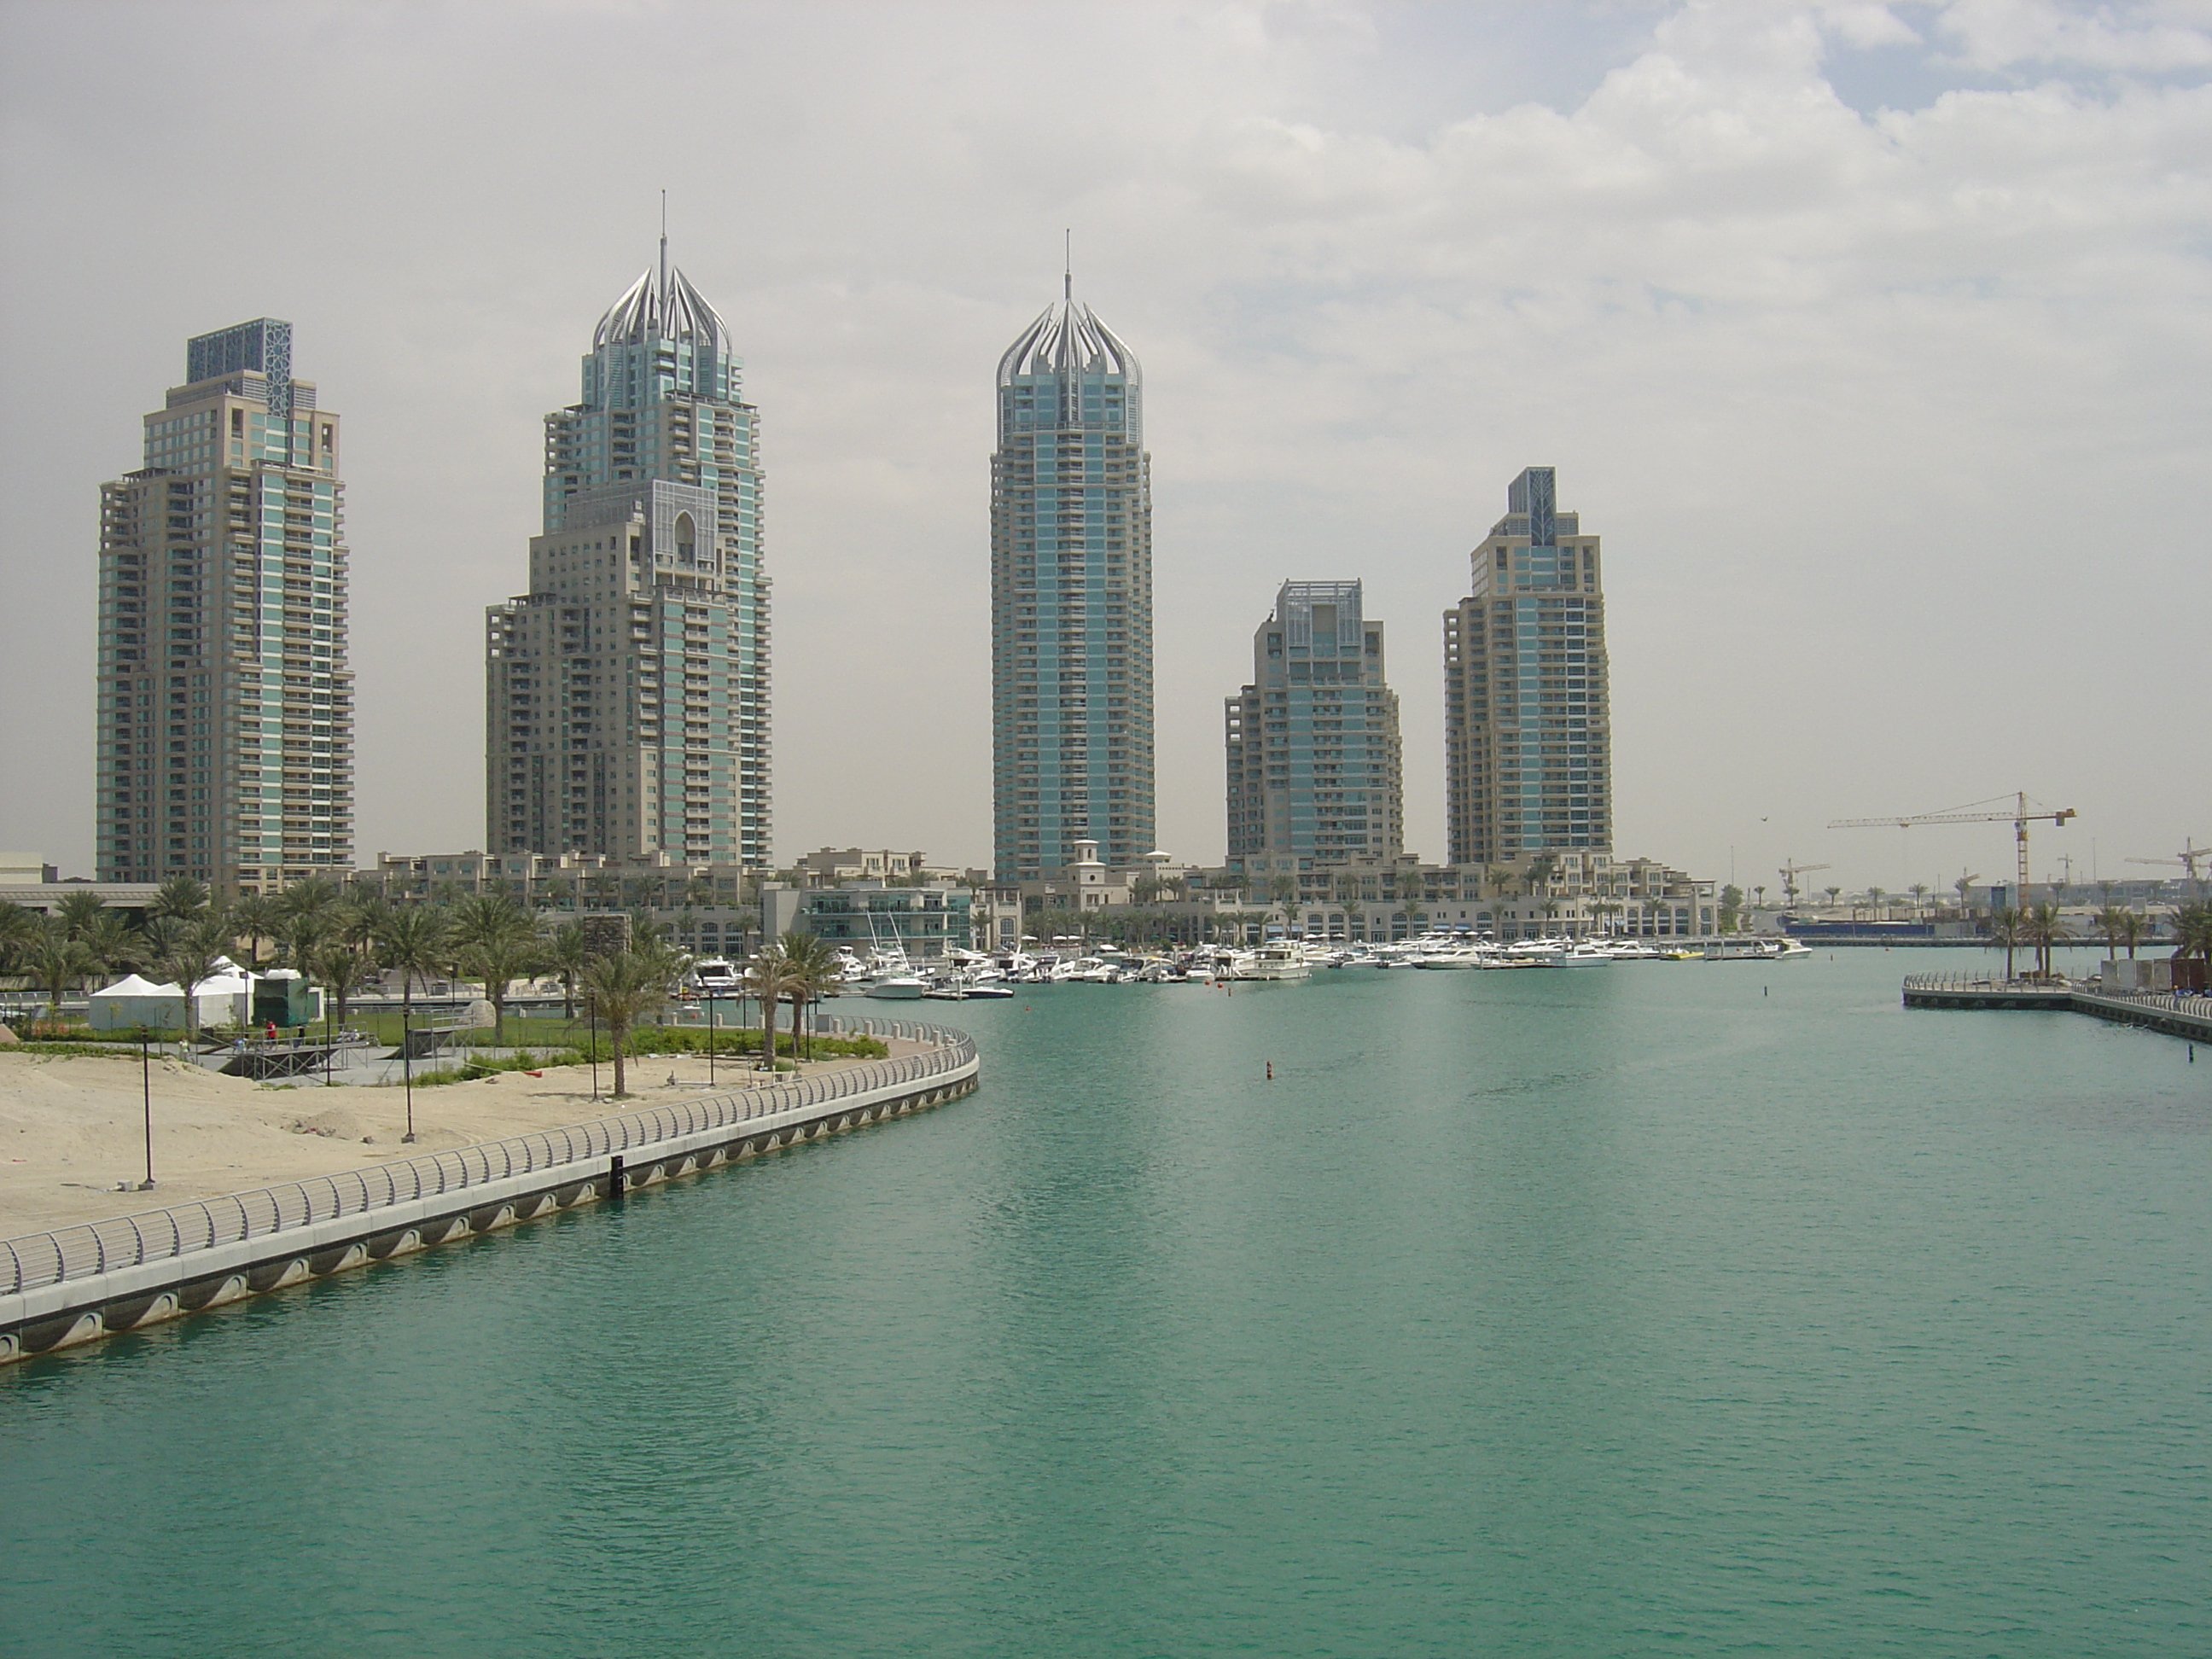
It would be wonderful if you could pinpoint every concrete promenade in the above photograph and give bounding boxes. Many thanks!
[0,1015,979,1366]
[1901,973,2212,1043]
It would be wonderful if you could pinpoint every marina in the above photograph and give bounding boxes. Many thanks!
[3,947,2202,1656]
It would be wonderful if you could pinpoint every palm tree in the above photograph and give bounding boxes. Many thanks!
[375,904,454,1045]
[1910,882,1930,916]
[0,899,40,971]
[582,947,677,1098]
[2022,899,2068,979]
[56,888,108,939]
[2095,904,2130,960]
[450,894,542,1042]
[546,921,589,1017]
[26,920,97,1022]
[1824,885,1843,909]
[2170,900,2212,963]
[1953,875,1978,917]
[277,877,341,965]
[308,937,376,1035]
[773,931,844,1060]
[741,950,802,1070]
[157,915,234,1041]
[229,893,281,969]
[148,875,212,923]
[1986,906,2027,981]
[2115,907,2149,961]
[78,909,146,979]
[1867,886,1886,918]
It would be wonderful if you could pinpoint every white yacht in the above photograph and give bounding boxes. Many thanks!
[1240,940,1313,981]
[1554,942,1615,968]
[1414,944,1489,969]
[687,957,741,994]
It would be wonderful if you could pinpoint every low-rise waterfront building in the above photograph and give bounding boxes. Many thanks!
[359,848,760,960]
[793,847,965,888]
[764,882,973,960]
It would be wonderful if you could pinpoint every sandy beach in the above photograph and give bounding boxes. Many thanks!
[0,1045,922,1237]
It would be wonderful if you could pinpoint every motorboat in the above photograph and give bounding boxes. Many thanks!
[1240,940,1312,981]
[686,957,741,994]
[1554,942,1615,967]
[1414,944,1489,969]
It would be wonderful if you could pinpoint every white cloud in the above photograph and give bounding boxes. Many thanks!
[1936,0,2212,71]
[1819,3,1924,48]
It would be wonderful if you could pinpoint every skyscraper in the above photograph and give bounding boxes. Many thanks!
[1225,581,1403,876]
[486,246,769,865]
[990,277,1155,880]
[1443,466,1611,869]
[96,319,352,896]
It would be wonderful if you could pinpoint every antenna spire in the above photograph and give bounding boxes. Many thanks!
[659,190,669,300]
[1064,228,1072,301]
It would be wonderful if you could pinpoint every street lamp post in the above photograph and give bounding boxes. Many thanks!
[707,998,716,1086]
[401,1002,418,1144]
[589,1007,601,1101]
[137,1025,156,1190]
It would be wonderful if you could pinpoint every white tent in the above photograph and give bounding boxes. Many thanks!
[87,973,187,1031]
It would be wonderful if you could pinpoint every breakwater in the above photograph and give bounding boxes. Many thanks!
[1902,973,2212,1041]
[0,1016,977,1365]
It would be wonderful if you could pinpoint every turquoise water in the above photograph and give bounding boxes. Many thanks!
[3,947,2206,1656]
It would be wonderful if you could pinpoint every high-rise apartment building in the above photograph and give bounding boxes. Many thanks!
[96,319,352,896]
[1224,580,1403,876]
[990,277,1155,880]
[1443,466,1611,868]
[486,247,769,865]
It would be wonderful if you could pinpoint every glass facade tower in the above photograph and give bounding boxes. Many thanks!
[1443,466,1611,868]
[1225,581,1403,876]
[96,319,352,896]
[486,247,770,866]
[990,281,1155,880]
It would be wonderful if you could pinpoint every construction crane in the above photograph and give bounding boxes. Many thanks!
[2128,839,2207,893]
[1778,861,1831,907]
[1829,792,2075,900]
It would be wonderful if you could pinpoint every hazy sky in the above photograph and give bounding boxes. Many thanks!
[3,0,2206,898]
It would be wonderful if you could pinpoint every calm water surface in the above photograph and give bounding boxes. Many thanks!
[3,948,2207,1656]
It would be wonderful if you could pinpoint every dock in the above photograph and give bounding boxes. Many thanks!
[1902,973,2212,1043]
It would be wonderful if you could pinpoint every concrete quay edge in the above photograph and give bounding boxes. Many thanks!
[0,1050,978,1365]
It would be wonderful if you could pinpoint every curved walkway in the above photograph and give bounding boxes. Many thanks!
[1,1016,979,1364]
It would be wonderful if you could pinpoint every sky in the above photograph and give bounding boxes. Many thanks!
[1,0,2206,899]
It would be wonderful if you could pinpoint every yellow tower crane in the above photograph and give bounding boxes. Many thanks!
[1829,792,2075,902]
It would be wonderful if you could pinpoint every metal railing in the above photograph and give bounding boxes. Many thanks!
[2076,987,2212,1020]
[1,1016,975,1299]
[1902,973,2074,993]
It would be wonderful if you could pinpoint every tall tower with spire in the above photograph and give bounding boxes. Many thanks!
[990,275,1155,879]
[486,247,769,866]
